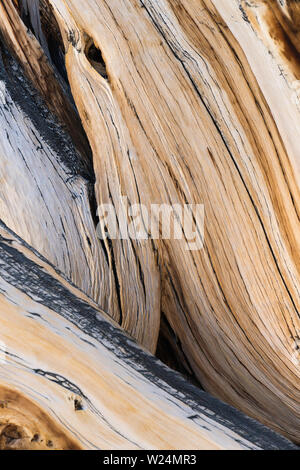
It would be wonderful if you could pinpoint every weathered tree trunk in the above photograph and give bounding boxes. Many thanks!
[0,0,299,449]
[0,221,296,450]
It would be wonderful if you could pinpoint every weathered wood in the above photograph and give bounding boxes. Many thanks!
[19,0,51,59]
[0,0,91,162]
[48,0,300,442]
[0,31,160,352]
[0,222,296,450]
[0,44,107,309]
[0,0,298,447]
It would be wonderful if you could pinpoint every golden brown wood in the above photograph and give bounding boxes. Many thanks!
[48,0,300,442]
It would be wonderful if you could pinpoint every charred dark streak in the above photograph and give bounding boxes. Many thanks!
[239,4,250,24]
[27,312,42,318]
[34,370,86,398]
[188,414,200,421]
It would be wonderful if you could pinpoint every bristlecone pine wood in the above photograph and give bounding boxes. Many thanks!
[0,0,299,449]
[0,221,296,450]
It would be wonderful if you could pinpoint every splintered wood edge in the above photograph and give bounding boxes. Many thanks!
[0,221,296,450]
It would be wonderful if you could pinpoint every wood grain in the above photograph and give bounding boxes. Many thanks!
[0,44,107,308]
[0,0,90,162]
[0,0,298,446]
[0,28,160,353]
[0,221,296,450]
[48,0,300,442]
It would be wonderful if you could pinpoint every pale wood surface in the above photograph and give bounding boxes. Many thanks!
[0,222,295,450]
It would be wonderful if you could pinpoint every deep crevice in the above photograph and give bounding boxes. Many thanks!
[85,37,108,79]
[156,312,203,389]
[39,0,69,83]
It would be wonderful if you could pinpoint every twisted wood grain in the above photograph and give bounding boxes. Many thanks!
[49,0,300,441]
